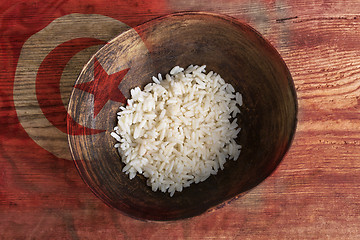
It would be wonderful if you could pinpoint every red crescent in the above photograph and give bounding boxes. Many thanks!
[36,38,106,135]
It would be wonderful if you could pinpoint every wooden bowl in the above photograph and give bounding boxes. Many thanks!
[67,12,297,221]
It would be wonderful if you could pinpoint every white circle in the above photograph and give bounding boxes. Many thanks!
[13,14,130,160]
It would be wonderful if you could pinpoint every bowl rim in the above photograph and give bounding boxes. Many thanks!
[67,11,298,222]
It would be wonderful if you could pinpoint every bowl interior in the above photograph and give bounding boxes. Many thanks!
[68,12,297,221]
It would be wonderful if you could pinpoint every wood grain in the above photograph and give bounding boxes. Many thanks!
[1,0,360,238]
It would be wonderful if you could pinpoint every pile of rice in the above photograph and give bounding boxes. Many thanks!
[111,65,243,197]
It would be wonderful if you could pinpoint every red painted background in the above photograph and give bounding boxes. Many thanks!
[2,0,360,239]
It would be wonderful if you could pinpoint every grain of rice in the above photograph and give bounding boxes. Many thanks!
[112,65,243,196]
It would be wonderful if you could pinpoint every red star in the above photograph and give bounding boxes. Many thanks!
[74,57,129,117]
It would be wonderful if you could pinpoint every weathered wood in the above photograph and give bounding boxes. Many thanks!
[1,0,360,238]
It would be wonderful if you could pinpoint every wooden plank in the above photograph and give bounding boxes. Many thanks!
[1,0,360,239]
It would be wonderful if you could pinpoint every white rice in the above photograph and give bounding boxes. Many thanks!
[112,65,243,197]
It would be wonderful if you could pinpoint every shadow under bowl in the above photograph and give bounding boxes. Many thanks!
[67,12,298,221]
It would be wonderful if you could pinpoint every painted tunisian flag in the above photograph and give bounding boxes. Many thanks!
[1,0,168,160]
[0,1,174,238]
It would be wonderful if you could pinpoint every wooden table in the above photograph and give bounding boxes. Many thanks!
[1,0,359,239]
